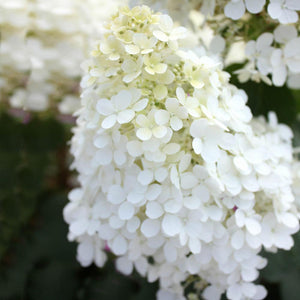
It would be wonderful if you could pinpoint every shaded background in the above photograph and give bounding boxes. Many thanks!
[1,77,300,299]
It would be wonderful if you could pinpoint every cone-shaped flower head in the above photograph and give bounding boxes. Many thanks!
[64,6,299,300]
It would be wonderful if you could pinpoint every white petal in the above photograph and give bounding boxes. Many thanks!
[287,0,300,10]
[272,64,287,86]
[227,284,242,300]
[136,127,152,141]
[209,35,226,54]
[164,200,182,214]
[163,143,180,155]
[245,40,256,56]
[133,98,148,111]
[165,98,178,112]
[113,90,132,111]
[70,219,89,236]
[111,235,127,255]
[181,173,198,189]
[245,0,265,14]
[190,119,207,138]
[203,286,223,300]
[93,134,110,148]
[77,240,93,266]
[117,110,135,124]
[118,202,135,220]
[154,168,168,182]
[138,169,154,185]
[231,230,245,249]
[274,25,297,43]
[155,110,170,125]
[109,215,125,229]
[279,8,298,24]
[154,63,168,74]
[136,114,149,126]
[107,185,126,204]
[202,142,220,163]
[153,126,167,138]
[141,219,160,238]
[268,3,282,19]
[280,212,299,228]
[96,99,114,116]
[233,156,252,175]
[125,44,140,55]
[123,72,140,83]
[116,257,133,275]
[146,184,162,200]
[176,87,185,102]
[122,59,137,73]
[134,257,148,276]
[256,33,273,51]
[163,242,177,262]
[192,138,203,154]
[193,185,210,203]
[170,116,183,131]
[153,30,168,42]
[127,191,144,204]
[170,165,180,189]
[102,114,117,129]
[189,238,202,254]
[242,174,259,192]
[158,15,173,33]
[206,205,223,221]
[184,196,200,210]
[98,224,116,240]
[245,218,261,235]
[114,150,126,166]
[162,214,183,236]
[146,202,164,219]
[179,154,191,173]
[126,216,140,233]
[224,0,246,20]
[94,148,113,165]
[253,285,267,300]
[127,140,143,157]
[154,85,168,100]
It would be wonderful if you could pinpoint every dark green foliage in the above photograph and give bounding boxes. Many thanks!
[0,114,66,259]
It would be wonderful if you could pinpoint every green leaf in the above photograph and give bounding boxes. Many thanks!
[280,271,300,300]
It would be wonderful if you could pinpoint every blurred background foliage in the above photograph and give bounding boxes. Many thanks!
[0,77,300,299]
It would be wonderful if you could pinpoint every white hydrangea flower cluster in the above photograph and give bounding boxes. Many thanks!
[131,1,300,89]
[237,25,300,88]
[224,0,266,20]
[267,0,300,24]
[135,0,300,23]
[0,0,123,113]
[225,0,300,22]
[64,6,300,300]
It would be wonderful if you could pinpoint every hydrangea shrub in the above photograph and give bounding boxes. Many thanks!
[64,6,300,300]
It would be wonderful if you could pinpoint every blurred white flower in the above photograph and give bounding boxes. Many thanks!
[268,0,300,24]
[224,0,266,20]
